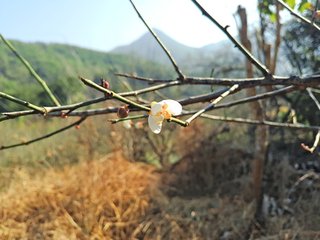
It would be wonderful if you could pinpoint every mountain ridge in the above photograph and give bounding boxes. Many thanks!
[110,29,243,75]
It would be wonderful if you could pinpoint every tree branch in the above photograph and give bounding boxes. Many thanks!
[200,114,320,131]
[277,0,320,31]
[191,0,271,76]
[0,34,61,106]
[79,76,188,127]
[0,117,87,151]
[185,84,240,124]
[300,88,320,153]
[0,91,47,113]
[129,0,185,80]
[117,72,320,87]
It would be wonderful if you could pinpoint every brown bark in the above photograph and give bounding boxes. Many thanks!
[237,6,268,222]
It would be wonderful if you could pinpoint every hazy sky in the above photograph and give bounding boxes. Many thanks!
[0,0,259,52]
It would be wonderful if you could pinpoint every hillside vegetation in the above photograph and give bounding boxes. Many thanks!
[0,40,174,110]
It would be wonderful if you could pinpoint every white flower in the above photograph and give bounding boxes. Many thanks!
[148,100,182,134]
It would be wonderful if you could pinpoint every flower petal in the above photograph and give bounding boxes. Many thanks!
[150,102,163,115]
[160,100,182,116]
[148,115,163,134]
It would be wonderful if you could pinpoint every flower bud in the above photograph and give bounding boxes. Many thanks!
[101,79,110,89]
[117,105,129,118]
[60,112,68,119]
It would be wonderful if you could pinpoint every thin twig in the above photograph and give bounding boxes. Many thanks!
[0,85,297,122]
[300,88,320,153]
[117,72,320,87]
[185,84,240,124]
[0,91,46,113]
[277,0,320,31]
[288,171,320,197]
[178,87,230,105]
[129,0,185,80]
[115,73,161,83]
[199,114,320,131]
[0,34,61,106]
[183,75,320,87]
[79,76,188,127]
[109,112,319,131]
[307,88,320,110]
[121,81,180,96]
[0,117,86,151]
[108,114,147,124]
[191,0,271,76]
[80,77,150,111]
[213,86,296,110]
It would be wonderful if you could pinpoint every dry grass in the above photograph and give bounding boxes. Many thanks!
[1,118,319,239]
[0,154,160,240]
[1,151,320,240]
[0,151,255,240]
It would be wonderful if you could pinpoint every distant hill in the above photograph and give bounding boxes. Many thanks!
[111,29,243,76]
[0,40,174,110]
[112,29,199,65]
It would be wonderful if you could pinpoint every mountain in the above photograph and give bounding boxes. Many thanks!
[0,40,174,110]
[111,29,243,76]
[112,29,198,65]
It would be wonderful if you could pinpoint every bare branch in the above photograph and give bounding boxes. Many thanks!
[0,34,61,106]
[200,114,320,131]
[191,0,271,76]
[185,84,240,124]
[0,117,86,151]
[79,76,188,127]
[115,73,160,83]
[300,88,320,153]
[117,72,320,87]
[213,86,296,110]
[0,91,46,113]
[129,0,185,80]
[108,112,319,131]
[183,75,320,87]
[108,114,147,124]
[0,85,298,124]
[277,0,320,31]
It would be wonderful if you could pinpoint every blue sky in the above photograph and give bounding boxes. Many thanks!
[0,0,258,52]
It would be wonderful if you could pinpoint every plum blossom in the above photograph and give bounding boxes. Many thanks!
[148,100,182,134]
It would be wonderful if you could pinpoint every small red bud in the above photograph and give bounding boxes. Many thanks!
[101,79,110,89]
[117,105,129,118]
[75,125,80,130]
[61,112,68,119]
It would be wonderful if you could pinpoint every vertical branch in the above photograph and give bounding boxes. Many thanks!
[270,2,282,74]
[258,1,267,65]
[129,0,185,80]
[0,34,61,106]
[237,6,268,224]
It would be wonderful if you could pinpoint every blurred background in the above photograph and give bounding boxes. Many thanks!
[0,0,319,239]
